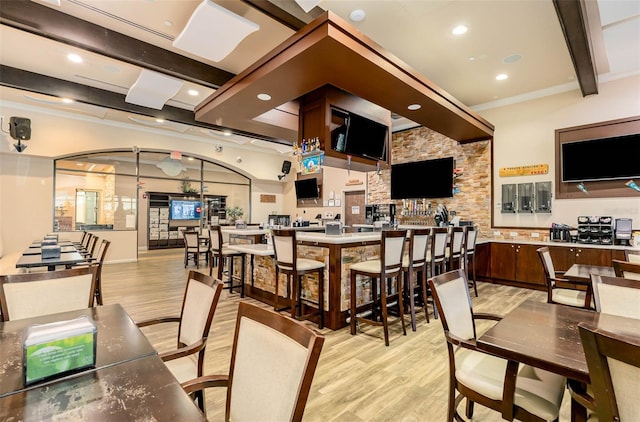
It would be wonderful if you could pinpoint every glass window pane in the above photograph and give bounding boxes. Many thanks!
[57,151,137,175]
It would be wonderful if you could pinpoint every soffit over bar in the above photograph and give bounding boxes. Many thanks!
[196,11,494,144]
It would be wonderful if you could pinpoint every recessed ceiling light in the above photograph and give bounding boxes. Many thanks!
[155,118,165,123]
[223,130,232,136]
[452,25,468,35]
[67,53,83,63]
[407,104,421,111]
[188,89,199,96]
[164,20,173,27]
[187,156,194,161]
[349,9,366,22]
[61,98,74,104]
[503,54,522,64]
[496,73,508,81]
[257,93,271,101]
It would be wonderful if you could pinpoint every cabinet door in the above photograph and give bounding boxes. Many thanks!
[575,248,611,266]
[515,244,546,285]
[475,243,491,279]
[490,243,516,280]
[549,246,576,272]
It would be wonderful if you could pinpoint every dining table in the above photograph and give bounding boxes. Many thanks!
[476,299,640,422]
[0,304,205,420]
[564,263,616,283]
[16,240,87,271]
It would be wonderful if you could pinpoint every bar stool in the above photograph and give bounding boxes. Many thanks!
[465,226,479,297]
[421,227,448,321]
[350,229,407,346]
[184,230,207,268]
[208,225,243,295]
[401,228,431,331]
[446,226,466,271]
[272,229,324,328]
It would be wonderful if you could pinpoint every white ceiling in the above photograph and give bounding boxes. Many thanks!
[0,0,638,151]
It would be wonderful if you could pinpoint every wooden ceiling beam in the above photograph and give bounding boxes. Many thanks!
[0,0,234,89]
[553,0,598,96]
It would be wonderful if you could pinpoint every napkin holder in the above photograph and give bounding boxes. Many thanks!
[41,245,61,259]
[325,222,342,235]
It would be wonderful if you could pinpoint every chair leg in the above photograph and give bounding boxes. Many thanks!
[421,271,429,324]
[465,398,474,419]
[318,270,324,329]
[397,275,407,337]
[350,272,357,335]
[274,268,280,312]
[290,274,297,319]
[95,278,103,306]
[380,282,390,346]
[472,255,478,297]
[407,269,417,331]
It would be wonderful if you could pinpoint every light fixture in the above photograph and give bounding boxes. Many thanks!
[155,118,165,123]
[295,0,321,13]
[257,93,271,101]
[407,104,421,111]
[576,182,588,194]
[349,9,366,22]
[626,180,640,192]
[67,53,82,63]
[173,1,259,62]
[188,89,199,96]
[452,25,468,35]
[61,98,74,104]
[125,69,183,109]
[156,156,186,177]
[496,73,509,81]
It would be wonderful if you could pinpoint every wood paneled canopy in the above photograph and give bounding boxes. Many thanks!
[196,11,494,145]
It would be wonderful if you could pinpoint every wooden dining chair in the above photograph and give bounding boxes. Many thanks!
[429,269,566,422]
[612,259,640,280]
[183,230,207,268]
[181,302,325,422]
[71,239,111,305]
[136,271,223,411]
[464,226,479,297]
[401,227,431,330]
[625,249,640,264]
[579,322,640,422]
[591,274,640,319]
[0,266,98,321]
[537,246,590,308]
[272,228,325,328]
[350,229,407,346]
[446,226,466,271]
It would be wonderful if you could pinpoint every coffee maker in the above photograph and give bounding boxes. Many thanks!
[615,218,633,245]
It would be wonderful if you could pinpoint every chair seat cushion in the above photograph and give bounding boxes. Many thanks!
[164,355,197,384]
[350,260,381,274]
[455,348,565,421]
[552,288,586,307]
[296,258,325,271]
[402,256,425,269]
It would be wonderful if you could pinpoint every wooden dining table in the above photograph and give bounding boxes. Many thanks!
[0,304,205,420]
[477,300,640,422]
[564,263,616,284]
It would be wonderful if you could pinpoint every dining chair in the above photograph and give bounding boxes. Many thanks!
[181,302,325,422]
[208,225,243,295]
[401,227,431,330]
[72,239,111,305]
[446,226,466,271]
[591,274,640,319]
[612,259,640,280]
[350,229,407,346]
[537,246,590,308]
[429,227,449,277]
[464,226,479,297]
[272,228,324,328]
[136,271,223,411]
[428,269,566,422]
[183,230,207,268]
[0,266,98,321]
[625,249,640,264]
[578,322,640,422]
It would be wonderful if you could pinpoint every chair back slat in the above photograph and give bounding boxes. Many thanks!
[466,228,478,252]
[432,228,448,259]
[410,228,430,266]
[451,227,465,255]
[381,230,407,276]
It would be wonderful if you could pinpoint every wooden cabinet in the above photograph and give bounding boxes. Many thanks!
[549,245,612,271]
[490,243,516,280]
[488,243,545,286]
[514,244,546,286]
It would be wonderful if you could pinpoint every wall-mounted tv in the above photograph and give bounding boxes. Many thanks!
[294,178,319,200]
[561,133,640,182]
[391,157,454,199]
[170,200,201,220]
[331,109,388,161]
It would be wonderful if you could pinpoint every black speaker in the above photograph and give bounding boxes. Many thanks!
[281,160,292,175]
[9,117,31,140]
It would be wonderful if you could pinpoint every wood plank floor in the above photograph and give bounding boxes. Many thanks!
[103,249,573,421]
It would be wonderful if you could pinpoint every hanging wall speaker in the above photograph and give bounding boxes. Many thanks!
[9,117,31,140]
[281,160,292,174]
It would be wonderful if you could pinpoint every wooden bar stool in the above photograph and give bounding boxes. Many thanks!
[272,229,325,328]
[208,225,243,295]
[401,228,431,330]
[446,226,466,271]
[464,226,479,297]
[350,229,407,346]
[421,227,448,321]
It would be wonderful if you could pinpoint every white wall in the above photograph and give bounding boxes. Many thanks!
[479,75,640,229]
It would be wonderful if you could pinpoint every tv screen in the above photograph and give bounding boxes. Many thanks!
[170,200,201,220]
[391,157,454,199]
[343,112,388,161]
[295,178,319,200]
[561,133,640,182]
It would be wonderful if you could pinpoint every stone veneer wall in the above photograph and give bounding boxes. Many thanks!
[368,127,492,237]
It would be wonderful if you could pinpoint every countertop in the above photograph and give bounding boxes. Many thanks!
[478,237,640,251]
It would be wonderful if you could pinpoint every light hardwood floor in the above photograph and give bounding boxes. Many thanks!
[103,249,573,421]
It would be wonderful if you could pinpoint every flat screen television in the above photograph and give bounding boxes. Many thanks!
[342,112,388,161]
[170,200,201,220]
[294,178,319,200]
[391,157,454,199]
[561,133,640,182]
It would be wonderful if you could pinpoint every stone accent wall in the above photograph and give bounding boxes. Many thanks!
[368,127,492,237]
